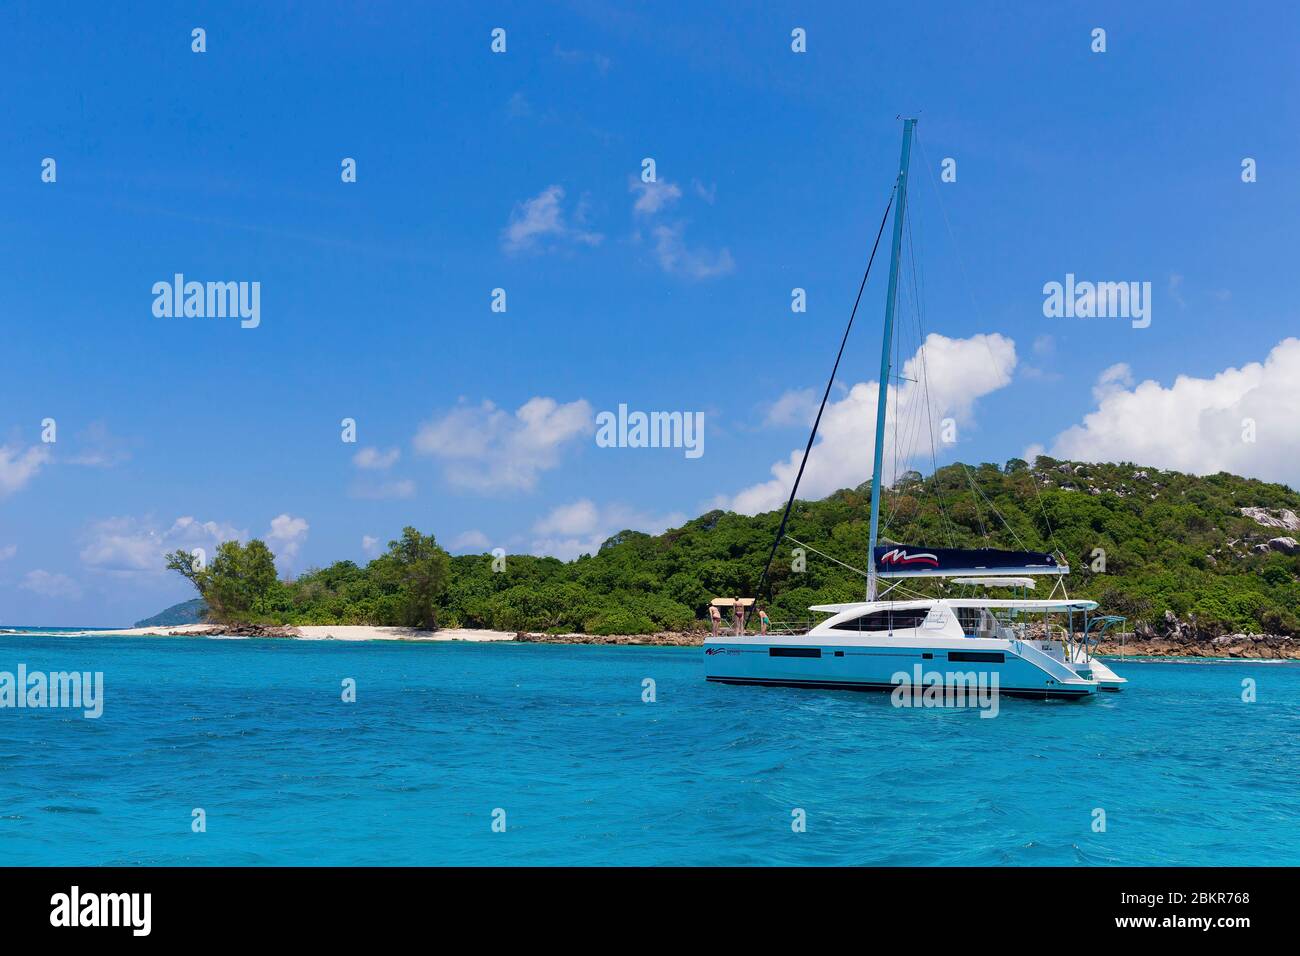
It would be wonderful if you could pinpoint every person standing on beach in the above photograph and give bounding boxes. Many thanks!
[709,603,722,637]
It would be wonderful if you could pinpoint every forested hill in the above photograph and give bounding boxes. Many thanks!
[165,458,1300,638]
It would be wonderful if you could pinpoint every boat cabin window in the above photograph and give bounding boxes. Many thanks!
[830,608,930,632]
[956,606,981,635]
[955,607,1001,638]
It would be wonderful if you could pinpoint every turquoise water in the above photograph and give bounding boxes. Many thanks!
[0,631,1296,865]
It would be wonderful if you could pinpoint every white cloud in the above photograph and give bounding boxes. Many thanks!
[350,447,413,497]
[353,446,400,470]
[413,397,593,492]
[0,444,50,497]
[764,387,819,428]
[650,223,734,279]
[530,499,686,561]
[629,177,682,216]
[1091,362,1135,401]
[21,570,82,600]
[628,176,732,278]
[450,529,491,552]
[0,544,16,561]
[501,185,603,254]
[80,515,246,572]
[533,499,600,536]
[1046,337,1300,484]
[728,333,1017,514]
[266,514,309,570]
[362,535,381,555]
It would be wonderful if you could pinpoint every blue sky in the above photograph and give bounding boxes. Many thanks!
[2,1,1299,624]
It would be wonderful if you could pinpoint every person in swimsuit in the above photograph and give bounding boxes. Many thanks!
[759,607,770,635]
[709,603,722,637]
[733,596,745,636]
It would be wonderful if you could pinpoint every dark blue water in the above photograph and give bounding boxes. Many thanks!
[0,632,1296,865]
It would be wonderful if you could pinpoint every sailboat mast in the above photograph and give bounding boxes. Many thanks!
[866,118,916,601]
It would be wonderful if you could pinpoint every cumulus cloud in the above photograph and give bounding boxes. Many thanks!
[353,446,400,470]
[501,185,602,254]
[80,516,247,573]
[628,176,732,279]
[413,397,593,492]
[530,499,686,561]
[764,387,819,428]
[0,444,50,498]
[362,535,381,555]
[728,333,1017,515]
[450,529,492,552]
[21,570,82,600]
[629,177,682,216]
[1045,337,1300,483]
[533,499,601,536]
[266,514,309,570]
[349,446,414,498]
[649,223,734,279]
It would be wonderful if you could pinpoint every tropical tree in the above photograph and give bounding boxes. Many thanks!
[370,527,451,629]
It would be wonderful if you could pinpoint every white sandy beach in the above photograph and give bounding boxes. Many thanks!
[48,624,517,642]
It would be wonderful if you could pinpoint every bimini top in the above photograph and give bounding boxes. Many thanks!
[809,597,1099,614]
[874,545,1067,578]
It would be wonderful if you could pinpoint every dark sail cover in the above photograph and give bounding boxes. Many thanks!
[872,545,1065,577]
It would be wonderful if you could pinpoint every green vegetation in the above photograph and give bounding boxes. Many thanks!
[164,460,1300,637]
[165,527,450,628]
[133,597,208,628]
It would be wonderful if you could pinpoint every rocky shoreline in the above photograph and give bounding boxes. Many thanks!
[180,623,302,638]
[515,630,705,647]
[1095,634,1299,659]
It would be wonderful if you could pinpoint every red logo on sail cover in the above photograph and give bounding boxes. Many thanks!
[879,548,939,567]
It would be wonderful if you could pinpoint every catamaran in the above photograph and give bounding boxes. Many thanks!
[704,119,1126,699]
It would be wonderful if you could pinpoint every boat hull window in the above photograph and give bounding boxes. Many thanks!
[770,647,821,658]
[947,651,1005,663]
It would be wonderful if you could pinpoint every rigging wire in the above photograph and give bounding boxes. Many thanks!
[962,462,1031,552]
[909,206,958,550]
[1028,464,1063,557]
[878,161,958,555]
[915,129,1045,555]
[755,186,897,598]
[914,131,1014,402]
[783,535,870,578]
